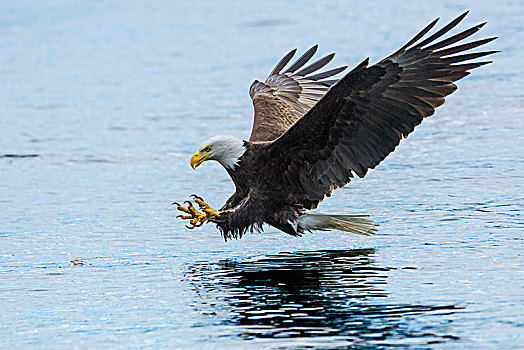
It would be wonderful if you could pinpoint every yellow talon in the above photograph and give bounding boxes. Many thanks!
[174,196,221,228]
[192,195,220,217]
[177,215,193,220]
[203,207,220,217]
[175,204,192,214]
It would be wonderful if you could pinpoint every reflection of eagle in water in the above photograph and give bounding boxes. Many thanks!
[175,12,496,240]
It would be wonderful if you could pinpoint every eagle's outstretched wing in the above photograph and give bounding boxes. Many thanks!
[249,46,347,142]
[265,11,497,208]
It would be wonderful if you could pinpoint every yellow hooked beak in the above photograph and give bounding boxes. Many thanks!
[190,152,211,169]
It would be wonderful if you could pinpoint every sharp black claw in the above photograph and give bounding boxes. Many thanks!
[176,215,183,219]
[186,224,195,229]
[184,200,193,207]
[172,202,180,206]
[190,194,203,201]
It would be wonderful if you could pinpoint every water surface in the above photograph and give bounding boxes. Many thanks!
[1,1,523,348]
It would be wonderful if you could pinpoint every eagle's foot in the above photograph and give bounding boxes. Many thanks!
[173,200,208,229]
[173,196,222,228]
[190,194,221,218]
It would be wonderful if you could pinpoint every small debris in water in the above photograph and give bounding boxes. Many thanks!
[70,260,87,266]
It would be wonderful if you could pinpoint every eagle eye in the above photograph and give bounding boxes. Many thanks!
[204,146,212,152]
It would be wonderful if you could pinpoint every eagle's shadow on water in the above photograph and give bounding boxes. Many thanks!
[187,249,461,346]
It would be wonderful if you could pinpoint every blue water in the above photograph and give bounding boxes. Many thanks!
[1,1,523,348]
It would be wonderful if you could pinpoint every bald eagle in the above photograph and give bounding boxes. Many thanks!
[174,12,496,240]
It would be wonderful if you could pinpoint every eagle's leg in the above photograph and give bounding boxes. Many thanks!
[173,196,225,228]
[173,200,208,229]
[191,194,221,218]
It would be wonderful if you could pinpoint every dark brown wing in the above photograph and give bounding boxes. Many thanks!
[265,11,497,208]
[249,46,347,141]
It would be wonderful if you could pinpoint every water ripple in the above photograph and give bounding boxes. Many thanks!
[187,249,461,346]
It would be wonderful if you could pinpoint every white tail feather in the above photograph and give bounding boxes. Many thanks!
[297,214,378,236]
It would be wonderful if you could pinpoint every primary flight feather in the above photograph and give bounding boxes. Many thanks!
[175,11,497,240]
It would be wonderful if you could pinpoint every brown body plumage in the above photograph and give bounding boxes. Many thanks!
[181,12,497,240]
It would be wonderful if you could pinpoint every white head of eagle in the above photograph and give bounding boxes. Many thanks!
[191,135,246,170]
